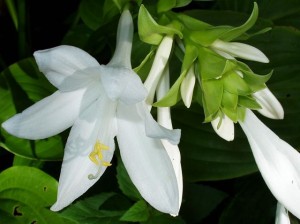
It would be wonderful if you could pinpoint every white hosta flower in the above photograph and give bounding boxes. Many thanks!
[253,87,284,119]
[156,65,183,212]
[275,203,290,224]
[211,39,269,63]
[144,35,173,105]
[180,64,196,108]
[2,10,181,215]
[239,109,300,219]
[211,114,234,141]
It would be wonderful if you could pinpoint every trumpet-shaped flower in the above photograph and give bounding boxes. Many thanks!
[211,39,269,63]
[144,35,173,105]
[2,10,181,215]
[156,65,183,210]
[239,109,300,219]
[275,203,290,224]
[253,87,284,119]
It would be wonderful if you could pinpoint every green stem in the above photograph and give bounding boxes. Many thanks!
[17,0,29,58]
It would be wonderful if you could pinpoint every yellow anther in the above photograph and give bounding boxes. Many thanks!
[102,161,112,167]
[89,140,111,166]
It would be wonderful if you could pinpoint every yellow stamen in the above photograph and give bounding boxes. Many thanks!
[88,140,112,180]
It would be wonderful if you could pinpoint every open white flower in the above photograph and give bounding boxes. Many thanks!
[2,10,181,215]
[239,109,300,219]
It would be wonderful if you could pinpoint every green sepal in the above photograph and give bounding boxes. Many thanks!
[237,106,247,122]
[223,72,252,96]
[238,95,262,109]
[154,44,198,107]
[138,5,183,45]
[189,3,258,46]
[222,90,238,110]
[198,47,237,80]
[157,0,192,13]
[202,78,223,122]
[222,106,238,122]
[172,12,210,31]
[243,70,272,91]
[220,2,259,42]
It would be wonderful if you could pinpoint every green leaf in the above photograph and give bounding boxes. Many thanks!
[138,5,182,45]
[116,157,141,200]
[220,174,276,224]
[120,200,149,222]
[0,166,67,224]
[181,183,227,223]
[3,58,56,103]
[60,192,126,224]
[142,213,185,224]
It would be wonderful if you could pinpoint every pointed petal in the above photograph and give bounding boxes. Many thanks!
[180,64,196,108]
[2,85,100,139]
[137,102,181,145]
[144,36,173,105]
[34,45,99,88]
[211,39,269,63]
[211,115,234,141]
[116,103,179,215]
[156,68,183,209]
[275,203,290,224]
[240,109,300,219]
[99,66,147,104]
[51,97,117,211]
[108,10,133,69]
[253,87,284,119]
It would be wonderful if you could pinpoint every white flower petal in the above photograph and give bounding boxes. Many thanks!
[34,45,99,88]
[116,103,179,215]
[2,85,100,139]
[253,87,284,119]
[211,39,269,63]
[156,67,183,210]
[240,109,300,219]
[211,115,234,141]
[136,102,181,145]
[99,66,147,104]
[180,64,196,108]
[144,36,173,105]
[51,97,117,211]
[275,203,290,224]
[108,10,133,69]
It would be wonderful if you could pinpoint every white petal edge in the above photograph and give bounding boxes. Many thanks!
[239,109,300,219]
[144,36,173,105]
[116,103,179,215]
[211,39,269,63]
[51,97,117,211]
[180,64,196,108]
[211,115,234,141]
[275,203,291,224]
[2,84,100,140]
[34,45,99,88]
[137,102,181,145]
[108,10,133,69]
[156,70,183,211]
[253,87,284,119]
